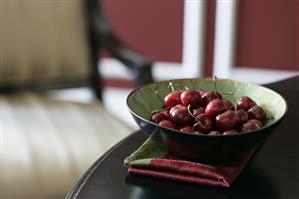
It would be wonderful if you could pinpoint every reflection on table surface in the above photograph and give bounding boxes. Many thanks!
[126,163,278,199]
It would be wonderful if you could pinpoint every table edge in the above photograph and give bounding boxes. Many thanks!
[65,131,140,199]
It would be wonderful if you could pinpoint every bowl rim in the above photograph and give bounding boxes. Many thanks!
[126,77,288,138]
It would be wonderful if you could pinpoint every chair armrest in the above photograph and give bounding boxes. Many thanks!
[88,0,154,87]
[101,33,154,87]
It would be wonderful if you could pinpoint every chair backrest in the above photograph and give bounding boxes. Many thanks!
[0,0,94,90]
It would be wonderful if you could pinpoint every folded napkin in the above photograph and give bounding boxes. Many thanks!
[124,137,257,188]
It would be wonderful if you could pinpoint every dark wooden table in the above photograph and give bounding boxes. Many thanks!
[67,76,299,199]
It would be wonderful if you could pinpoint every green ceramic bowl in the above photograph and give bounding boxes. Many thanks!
[127,78,287,162]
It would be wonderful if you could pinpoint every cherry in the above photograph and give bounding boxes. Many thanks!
[151,112,168,123]
[160,110,170,118]
[215,110,237,130]
[223,130,238,135]
[192,107,205,117]
[154,88,265,136]
[236,96,256,111]
[164,90,182,107]
[247,105,266,122]
[193,114,213,133]
[170,106,193,126]
[235,109,248,124]
[159,120,175,129]
[180,126,193,133]
[169,104,183,114]
[223,98,234,110]
[240,119,261,132]
[209,130,221,136]
[197,89,207,96]
[205,99,227,117]
[180,90,201,108]
[201,91,222,106]
[248,119,262,127]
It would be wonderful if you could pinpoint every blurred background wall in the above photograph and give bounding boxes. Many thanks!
[100,0,298,86]
[236,0,299,71]
[102,0,183,63]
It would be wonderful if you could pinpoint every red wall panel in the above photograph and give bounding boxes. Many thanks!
[203,0,216,76]
[236,0,299,71]
[101,0,183,62]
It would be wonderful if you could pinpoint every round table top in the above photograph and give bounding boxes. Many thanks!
[67,76,299,199]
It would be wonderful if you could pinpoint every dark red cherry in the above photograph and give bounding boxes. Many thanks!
[180,126,193,133]
[205,99,227,117]
[196,89,207,96]
[180,90,201,108]
[223,130,238,135]
[223,98,234,110]
[160,110,170,118]
[193,114,213,133]
[247,105,266,122]
[235,109,248,124]
[209,130,221,136]
[236,96,256,111]
[192,107,205,117]
[240,119,261,132]
[215,110,237,130]
[248,119,262,127]
[164,90,182,107]
[169,104,183,114]
[201,91,222,106]
[159,120,175,129]
[170,106,192,126]
[151,112,168,123]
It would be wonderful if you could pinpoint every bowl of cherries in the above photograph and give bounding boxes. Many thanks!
[127,78,287,162]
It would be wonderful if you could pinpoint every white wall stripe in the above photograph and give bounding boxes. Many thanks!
[99,58,183,81]
[182,0,206,78]
[213,0,237,78]
[229,67,299,84]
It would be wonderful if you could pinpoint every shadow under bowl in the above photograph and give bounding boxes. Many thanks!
[127,78,287,162]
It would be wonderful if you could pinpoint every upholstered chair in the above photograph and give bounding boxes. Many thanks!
[0,0,153,198]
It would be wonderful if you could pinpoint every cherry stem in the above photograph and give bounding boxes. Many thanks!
[213,76,218,94]
[213,76,234,96]
[154,90,164,104]
[168,82,189,91]
[214,76,230,109]
[168,82,175,92]
[151,106,171,114]
[192,123,199,131]
[187,104,196,119]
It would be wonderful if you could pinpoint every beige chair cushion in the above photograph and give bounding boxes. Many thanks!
[1,93,132,198]
[0,0,91,86]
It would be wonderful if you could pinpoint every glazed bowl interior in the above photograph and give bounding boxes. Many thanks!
[127,78,287,161]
